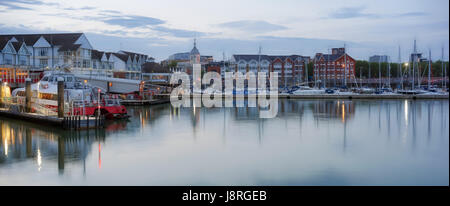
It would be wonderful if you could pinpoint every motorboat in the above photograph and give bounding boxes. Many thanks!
[11,71,127,119]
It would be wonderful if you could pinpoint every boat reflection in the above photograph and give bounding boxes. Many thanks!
[0,116,129,174]
[0,99,447,185]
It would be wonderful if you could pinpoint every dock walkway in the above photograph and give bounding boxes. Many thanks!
[0,108,104,129]
[154,93,449,100]
[121,98,170,106]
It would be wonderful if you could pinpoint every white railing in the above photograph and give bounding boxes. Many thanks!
[31,102,57,116]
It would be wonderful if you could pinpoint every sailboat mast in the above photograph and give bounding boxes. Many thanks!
[344,44,347,87]
[442,46,444,89]
[398,46,402,90]
[368,58,371,88]
[258,46,261,73]
[428,49,431,89]
[305,59,309,86]
[333,55,336,88]
[325,48,329,88]
[412,39,416,90]
[378,57,381,89]
[388,56,391,88]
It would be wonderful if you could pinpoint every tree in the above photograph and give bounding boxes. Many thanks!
[168,60,178,69]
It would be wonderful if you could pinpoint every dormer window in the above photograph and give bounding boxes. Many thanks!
[39,48,48,56]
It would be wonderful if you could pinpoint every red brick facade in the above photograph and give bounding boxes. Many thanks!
[313,49,356,82]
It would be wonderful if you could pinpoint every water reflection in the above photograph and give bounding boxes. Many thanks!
[0,117,126,175]
[0,99,448,185]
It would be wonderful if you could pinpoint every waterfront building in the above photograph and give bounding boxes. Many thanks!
[141,62,172,84]
[0,38,36,84]
[410,52,428,62]
[0,33,93,69]
[369,55,390,63]
[163,39,213,74]
[313,48,356,84]
[0,33,152,83]
[205,61,225,74]
[231,54,310,87]
[91,50,114,77]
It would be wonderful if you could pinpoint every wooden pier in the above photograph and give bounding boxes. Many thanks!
[121,98,170,106]
[0,108,62,127]
[0,108,104,129]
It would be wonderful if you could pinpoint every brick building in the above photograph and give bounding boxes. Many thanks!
[231,54,310,87]
[313,48,355,86]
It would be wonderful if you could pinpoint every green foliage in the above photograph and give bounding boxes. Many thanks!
[354,60,449,78]
[168,60,178,69]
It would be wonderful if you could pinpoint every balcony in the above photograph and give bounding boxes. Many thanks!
[0,64,32,69]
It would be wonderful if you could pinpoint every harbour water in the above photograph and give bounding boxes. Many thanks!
[0,99,448,185]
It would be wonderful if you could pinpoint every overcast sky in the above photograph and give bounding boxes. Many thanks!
[0,0,448,61]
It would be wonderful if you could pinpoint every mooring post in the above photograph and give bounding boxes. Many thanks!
[57,77,64,118]
[25,78,31,113]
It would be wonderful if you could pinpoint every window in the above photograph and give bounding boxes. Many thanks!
[39,59,48,67]
[19,56,27,65]
[83,60,90,68]
[39,48,48,56]
[4,54,13,65]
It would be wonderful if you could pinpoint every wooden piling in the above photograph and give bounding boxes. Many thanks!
[57,78,64,118]
[25,78,31,113]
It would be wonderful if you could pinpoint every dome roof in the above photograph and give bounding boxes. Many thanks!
[190,39,200,55]
[190,46,200,55]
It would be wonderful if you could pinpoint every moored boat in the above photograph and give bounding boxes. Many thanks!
[11,71,128,119]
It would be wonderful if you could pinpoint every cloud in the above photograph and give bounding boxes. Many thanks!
[63,6,96,11]
[329,7,379,19]
[153,26,205,38]
[329,7,427,19]
[104,15,165,28]
[396,12,428,17]
[0,0,58,10]
[0,0,33,10]
[217,20,288,33]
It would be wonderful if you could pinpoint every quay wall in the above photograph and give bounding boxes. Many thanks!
[0,109,62,127]
[157,94,449,100]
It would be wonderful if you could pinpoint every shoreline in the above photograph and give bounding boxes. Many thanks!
[155,93,449,100]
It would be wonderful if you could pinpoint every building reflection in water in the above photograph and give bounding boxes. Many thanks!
[1,99,446,180]
[162,99,356,146]
[0,116,130,174]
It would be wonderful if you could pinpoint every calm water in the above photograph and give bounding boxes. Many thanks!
[0,99,448,186]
